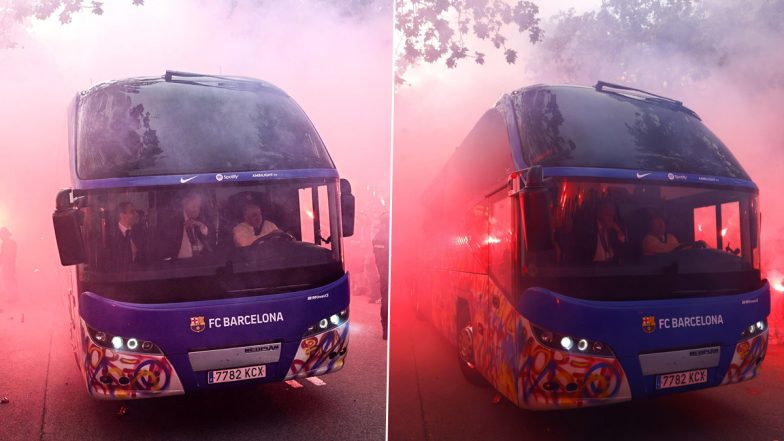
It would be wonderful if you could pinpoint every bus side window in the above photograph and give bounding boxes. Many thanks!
[318,185,333,248]
[465,202,489,272]
[721,201,741,255]
[488,194,513,295]
[694,205,717,249]
[299,187,316,244]
[298,185,333,249]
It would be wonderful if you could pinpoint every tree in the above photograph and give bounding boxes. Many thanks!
[1,0,145,48]
[530,0,784,91]
[395,0,543,81]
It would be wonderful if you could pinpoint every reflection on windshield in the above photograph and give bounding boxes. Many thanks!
[77,79,333,179]
[78,82,165,177]
[77,181,343,301]
[512,86,749,179]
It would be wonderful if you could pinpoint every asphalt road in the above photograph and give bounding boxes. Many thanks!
[389,295,784,441]
[0,289,387,441]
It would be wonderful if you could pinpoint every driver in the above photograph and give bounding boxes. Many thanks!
[642,215,680,255]
[233,203,283,247]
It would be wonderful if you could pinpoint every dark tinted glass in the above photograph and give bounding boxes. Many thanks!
[511,86,749,179]
[519,179,761,300]
[77,78,333,179]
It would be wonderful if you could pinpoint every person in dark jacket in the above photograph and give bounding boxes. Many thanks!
[106,201,145,270]
[373,212,390,340]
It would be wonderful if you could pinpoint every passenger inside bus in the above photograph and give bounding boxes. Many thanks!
[642,215,680,255]
[157,192,214,259]
[106,201,147,269]
[233,203,291,247]
[580,202,628,264]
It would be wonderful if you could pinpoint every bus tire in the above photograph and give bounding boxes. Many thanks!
[456,305,488,387]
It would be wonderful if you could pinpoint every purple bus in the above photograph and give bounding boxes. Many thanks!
[52,71,356,399]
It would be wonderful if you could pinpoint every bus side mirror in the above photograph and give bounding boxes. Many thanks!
[340,179,355,237]
[521,166,554,253]
[52,189,86,266]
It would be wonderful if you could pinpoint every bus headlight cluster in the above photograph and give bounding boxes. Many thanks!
[739,318,767,340]
[86,325,162,354]
[532,324,614,357]
[304,308,348,337]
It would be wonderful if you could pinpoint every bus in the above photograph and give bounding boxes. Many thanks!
[418,81,769,410]
[52,70,355,400]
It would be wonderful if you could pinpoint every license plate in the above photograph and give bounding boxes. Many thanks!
[656,368,708,390]
[208,365,266,384]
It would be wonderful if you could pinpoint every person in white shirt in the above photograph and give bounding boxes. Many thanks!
[233,203,283,247]
[642,215,680,255]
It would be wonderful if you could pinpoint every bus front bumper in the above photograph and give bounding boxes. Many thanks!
[80,320,350,400]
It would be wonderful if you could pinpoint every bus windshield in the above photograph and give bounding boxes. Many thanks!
[522,179,762,300]
[511,86,749,179]
[76,78,333,179]
[77,180,343,303]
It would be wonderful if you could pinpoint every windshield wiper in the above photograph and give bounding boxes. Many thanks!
[163,70,280,94]
[595,81,701,120]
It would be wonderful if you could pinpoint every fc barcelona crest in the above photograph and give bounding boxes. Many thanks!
[190,316,206,333]
[642,316,656,334]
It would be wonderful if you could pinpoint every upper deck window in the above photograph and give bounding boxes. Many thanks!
[510,86,749,179]
[76,78,333,179]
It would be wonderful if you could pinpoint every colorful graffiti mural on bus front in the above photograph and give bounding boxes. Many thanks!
[80,322,184,399]
[286,322,349,379]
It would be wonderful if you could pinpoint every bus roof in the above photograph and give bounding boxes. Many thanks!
[70,71,336,189]
[500,82,751,181]
[423,81,757,219]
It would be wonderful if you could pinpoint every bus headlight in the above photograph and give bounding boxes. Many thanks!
[532,324,614,357]
[739,318,767,340]
[86,325,162,355]
[304,308,348,337]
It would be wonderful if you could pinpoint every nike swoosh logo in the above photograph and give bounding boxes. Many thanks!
[636,172,652,178]
[180,176,198,183]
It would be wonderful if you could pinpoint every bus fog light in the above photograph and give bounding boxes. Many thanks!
[111,336,123,349]
[560,336,574,350]
[592,341,605,353]
[95,331,107,343]
[540,331,553,344]
[141,341,153,351]
[577,339,589,351]
[126,338,139,350]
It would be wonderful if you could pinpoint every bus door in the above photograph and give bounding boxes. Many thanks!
[478,188,517,397]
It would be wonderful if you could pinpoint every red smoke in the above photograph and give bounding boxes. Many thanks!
[0,1,391,312]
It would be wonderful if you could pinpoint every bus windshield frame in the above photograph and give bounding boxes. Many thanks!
[74,178,344,303]
[515,177,763,301]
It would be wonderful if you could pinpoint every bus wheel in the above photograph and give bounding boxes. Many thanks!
[457,325,488,387]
